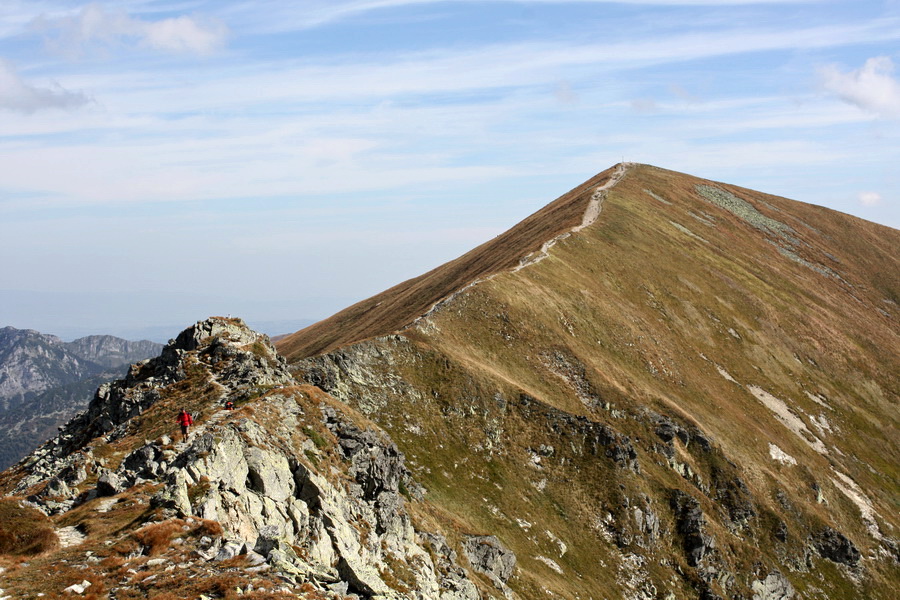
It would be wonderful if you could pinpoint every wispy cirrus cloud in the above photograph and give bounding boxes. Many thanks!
[820,56,900,118]
[31,3,229,57]
[0,57,90,113]
[225,0,827,33]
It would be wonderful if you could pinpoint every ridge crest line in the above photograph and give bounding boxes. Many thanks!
[410,163,633,328]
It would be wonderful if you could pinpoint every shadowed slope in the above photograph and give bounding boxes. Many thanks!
[278,165,621,359]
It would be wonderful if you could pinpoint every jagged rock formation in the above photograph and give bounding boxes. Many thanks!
[0,327,161,469]
[0,318,507,599]
[0,327,160,404]
[281,164,899,599]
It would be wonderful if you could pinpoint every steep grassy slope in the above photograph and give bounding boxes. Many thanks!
[278,165,621,359]
[286,164,899,599]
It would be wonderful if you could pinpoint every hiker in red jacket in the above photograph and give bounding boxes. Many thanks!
[177,408,193,442]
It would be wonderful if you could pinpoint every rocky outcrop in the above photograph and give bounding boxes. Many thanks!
[751,571,794,600]
[421,533,481,600]
[148,394,488,598]
[4,318,499,599]
[463,535,516,592]
[15,318,292,486]
[812,526,861,566]
[670,489,716,567]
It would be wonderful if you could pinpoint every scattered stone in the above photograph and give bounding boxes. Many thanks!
[214,540,244,562]
[463,535,516,589]
[752,570,795,600]
[63,580,91,594]
[96,471,124,496]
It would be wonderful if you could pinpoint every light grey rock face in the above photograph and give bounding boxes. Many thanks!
[751,571,794,600]
[422,533,480,600]
[6,317,506,599]
[155,396,479,598]
[294,336,422,415]
[463,535,517,590]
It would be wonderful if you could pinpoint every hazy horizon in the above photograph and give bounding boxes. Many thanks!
[2,1,898,336]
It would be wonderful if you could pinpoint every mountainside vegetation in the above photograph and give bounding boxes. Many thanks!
[0,164,896,599]
[284,164,899,599]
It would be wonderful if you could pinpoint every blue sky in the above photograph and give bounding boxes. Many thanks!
[1,0,898,340]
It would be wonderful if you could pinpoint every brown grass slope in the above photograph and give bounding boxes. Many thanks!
[278,165,620,359]
[286,163,900,599]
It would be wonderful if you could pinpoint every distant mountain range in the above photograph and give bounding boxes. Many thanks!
[0,327,161,468]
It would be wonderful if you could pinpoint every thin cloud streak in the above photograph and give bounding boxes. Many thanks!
[225,0,828,34]
[0,57,90,112]
[30,3,229,57]
[34,17,899,118]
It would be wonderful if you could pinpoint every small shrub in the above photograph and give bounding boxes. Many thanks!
[0,498,58,556]
[398,478,410,500]
[112,537,140,557]
[187,478,212,505]
[195,573,245,597]
[303,426,327,449]
[132,520,183,556]
[100,555,125,569]
[192,518,224,538]
[249,341,269,358]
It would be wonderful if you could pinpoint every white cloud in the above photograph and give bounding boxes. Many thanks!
[820,56,900,118]
[858,191,882,206]
[32,3,228,57]
[0,58,90,112]
[141,15,229,55]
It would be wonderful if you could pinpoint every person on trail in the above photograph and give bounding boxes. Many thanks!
[224,400,235,411]
[177,408,193,442]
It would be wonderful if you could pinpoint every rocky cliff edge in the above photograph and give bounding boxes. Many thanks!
[0,317,514,600]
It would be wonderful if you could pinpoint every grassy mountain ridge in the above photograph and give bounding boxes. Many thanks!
[0,164,895,599]
[278,165,621,359]
[285,164,899,599]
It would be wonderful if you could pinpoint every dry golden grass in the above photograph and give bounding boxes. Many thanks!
[280,163,900,599]
[132,519,185,556]
[0,497,58,556]
[277,166,619,359]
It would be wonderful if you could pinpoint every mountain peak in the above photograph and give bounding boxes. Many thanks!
[279,163,629,359]
[2,167,898,600]
[281,164,898,599]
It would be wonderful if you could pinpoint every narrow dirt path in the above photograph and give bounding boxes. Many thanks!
[56,525,87,548]
[514,162,631,271]
[412,163,633,325]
